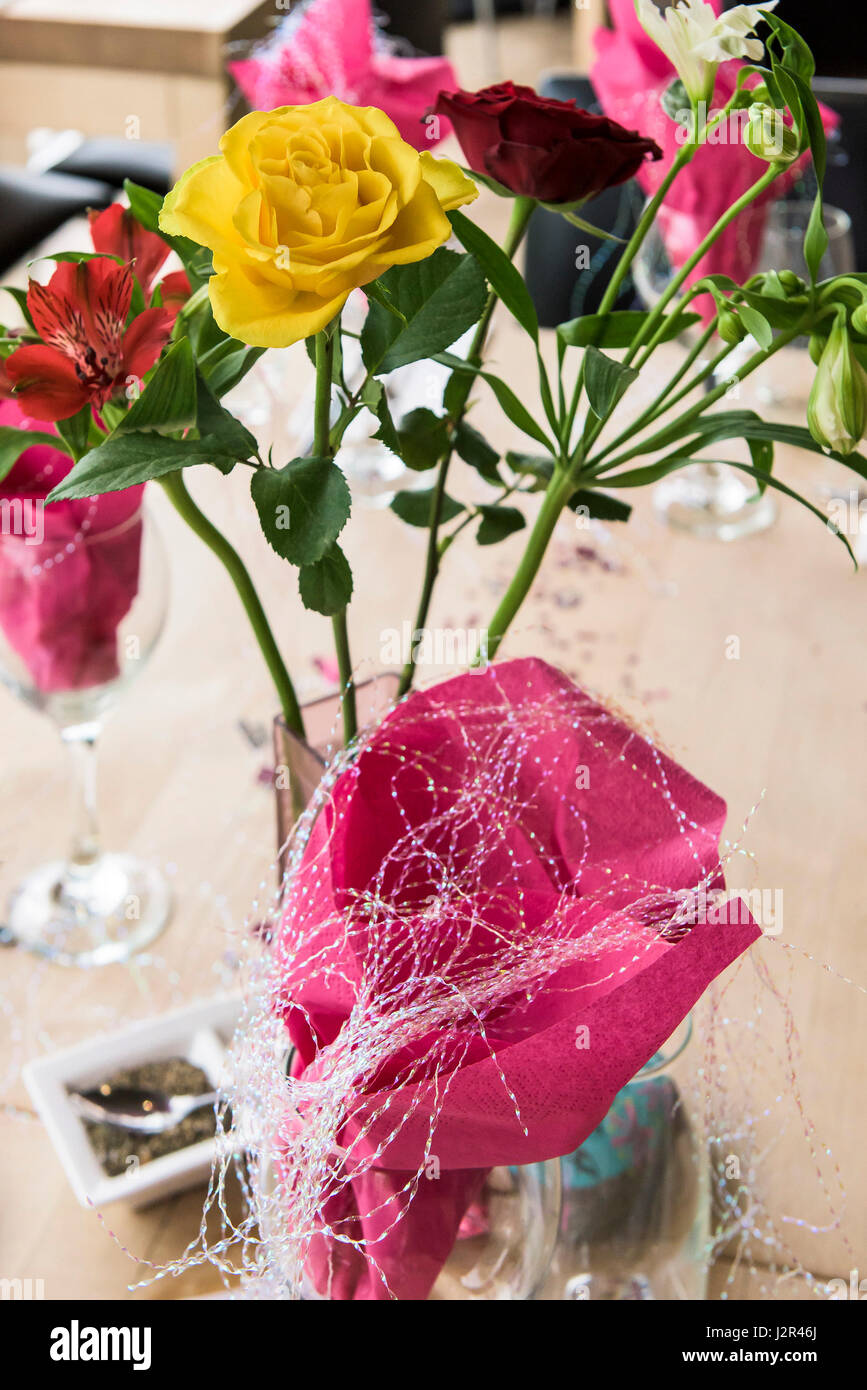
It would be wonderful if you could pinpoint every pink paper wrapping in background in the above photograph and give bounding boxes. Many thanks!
[229,0,457,151]
[275,658,760,1299]
[0,400,143,692]
[591,0,838,318]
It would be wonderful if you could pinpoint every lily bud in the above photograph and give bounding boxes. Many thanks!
[808,333,826,366]
[777,269,806,296]
[851,303,867,336]
[718,310,745,345]
[807,316,867,456]
[744,104,800,164]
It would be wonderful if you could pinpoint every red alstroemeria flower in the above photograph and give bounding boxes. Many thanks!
[158,269,192,314]
[89,204,192,316]
[88,203,170,297]
[5,258,174,422]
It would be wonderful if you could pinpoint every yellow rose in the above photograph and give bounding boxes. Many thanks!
[159,98,478,347]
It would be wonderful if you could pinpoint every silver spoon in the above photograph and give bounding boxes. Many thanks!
[69,1083,218,1134]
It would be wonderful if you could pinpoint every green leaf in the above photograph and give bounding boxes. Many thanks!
[599,418,863,563]
[364,279,407,325]
[361,249,488,373]
[390,488,463,528]
[123,179,165,232]
[0,426,70,484]
[696,274,808,328]
[443,367,468,419]
[117,338,197,436]
[448,209,538,342]
[204,344,267,398]
[544,209,624,242]
[736,303,773,349]
[1,286,34,329]
[764,14,816,81]
[476,505,526,545]
[435,352,555,450]
[569,489,632,522]
[557,309,699,349]
[194,372,258,471]
[618,406,766,457]
[454,421,501,483]
[654,412,867,477]
[55,405,93,463]
[505,451,553,491]
[747,436,773,496]
[597,457,688,489]
[757,270,788,300]
[789,70,826,181]
[361,378,401,457]
[28,249,123,268]
[45,433,227,500]
[251,456,351,566]
[298,543,353,615]
[129,273,146,322]
[715,459,854,563]
[583,345,639,418]
[395,408,449,472]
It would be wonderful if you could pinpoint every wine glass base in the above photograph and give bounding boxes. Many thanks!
[6,853,171,968]
[654,466,777,542]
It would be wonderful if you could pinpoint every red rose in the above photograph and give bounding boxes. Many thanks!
[434,81,662,205]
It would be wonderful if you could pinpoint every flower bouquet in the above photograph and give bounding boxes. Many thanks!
[7,1,867,1296]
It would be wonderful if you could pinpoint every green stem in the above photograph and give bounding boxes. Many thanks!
[483,469,575,661]
[314,329,357,745]
[596,144,697,320]
[562,144,697,458]
[622,164,782,367]
[578,163,783,466]
[160,470,305,737]
[396,195,536,697]
[479,111,776,659]
[481,149,700,656]
[589,325,727,470]
[592,324,804,476]
[330,608,355,743]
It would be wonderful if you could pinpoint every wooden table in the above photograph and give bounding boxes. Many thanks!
[0,0,273,170]
[0,180,865,1301]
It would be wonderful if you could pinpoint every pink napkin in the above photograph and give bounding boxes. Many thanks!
[592,0,838,316]
[0,401,143,692]
[228,0,458,151]
[274,657,759,1299]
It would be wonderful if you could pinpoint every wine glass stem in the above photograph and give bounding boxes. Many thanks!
[62,725,101,871]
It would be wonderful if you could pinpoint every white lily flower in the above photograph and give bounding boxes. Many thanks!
[635,0,778,105]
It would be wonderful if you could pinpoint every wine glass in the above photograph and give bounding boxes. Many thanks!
[0,496,171,967]
[632,201,855,541]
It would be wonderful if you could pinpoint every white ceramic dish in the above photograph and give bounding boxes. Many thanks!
[23,993,242,1210]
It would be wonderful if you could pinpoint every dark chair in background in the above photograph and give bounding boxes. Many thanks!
[0,138,174,278]
[48,138,174,198]
[0,166,114,276]
[523,73,642,328]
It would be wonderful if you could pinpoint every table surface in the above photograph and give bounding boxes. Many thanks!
[1,181,865,1302]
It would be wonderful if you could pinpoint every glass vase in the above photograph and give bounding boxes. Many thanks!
[270,683,707,1300]
[543,1019,708,1300]
[271,676,561,1299]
